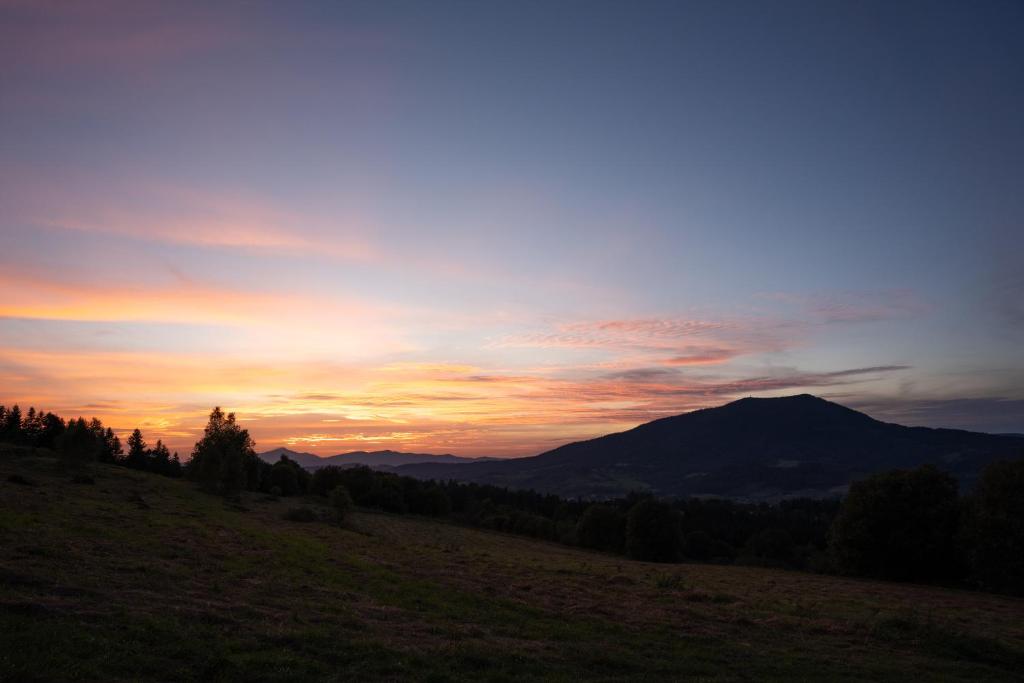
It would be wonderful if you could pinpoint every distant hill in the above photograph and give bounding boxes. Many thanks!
[257,447,493,470]
[395,394,1023,500]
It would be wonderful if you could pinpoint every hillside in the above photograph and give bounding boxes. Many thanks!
[397,395,1023,499]
[3,451,1024,681]
[258,447,489,470]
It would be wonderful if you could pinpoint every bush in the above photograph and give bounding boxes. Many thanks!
[625,497,683,562]
[331,485,354,523]
[283,507,317,522]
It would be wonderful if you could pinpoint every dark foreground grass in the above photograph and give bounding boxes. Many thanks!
[2,450,1023,681]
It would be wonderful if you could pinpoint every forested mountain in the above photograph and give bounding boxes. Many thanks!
[394,395,1023,500]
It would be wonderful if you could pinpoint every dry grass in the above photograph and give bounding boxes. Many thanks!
[2,450,1023,681]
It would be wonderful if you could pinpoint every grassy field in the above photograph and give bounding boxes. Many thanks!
[2,449,1023,681]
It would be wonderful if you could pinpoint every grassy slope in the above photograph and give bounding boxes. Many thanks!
[1,450,1023,682]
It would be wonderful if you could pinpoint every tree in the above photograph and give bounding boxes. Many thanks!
[828,465,961,581]
[170,452,183,478]
[742,528,796,566]
[22,407,41,446]
[576,504,626,553]
[187,407,257,496]
[39,412,65,449]
[267,455,309,496]
[99,427,123,464]
[685,531,714,561]
[57,417,99,464]
[310,465,347,496]
[962,458,1024,595]
[625,497,683,562]
[4,404,22,443]
[151,440,173,475]
[125,429,149,471]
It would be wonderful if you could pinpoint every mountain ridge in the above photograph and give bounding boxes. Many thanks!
[392,394,1022,500]
[257,447,496,470]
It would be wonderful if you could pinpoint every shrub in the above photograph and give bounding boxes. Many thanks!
[331,485,354,523]
[654,572,685,590]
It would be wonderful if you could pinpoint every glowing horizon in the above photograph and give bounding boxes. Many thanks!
[2,1,1022,457]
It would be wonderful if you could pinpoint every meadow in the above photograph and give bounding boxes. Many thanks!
[2,448,1023,681]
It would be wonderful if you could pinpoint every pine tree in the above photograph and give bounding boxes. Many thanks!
[57,417,99,463]
[126,429,149,471]
[5,405,23,443]
[40,412,65,449]
[151,440,172,475]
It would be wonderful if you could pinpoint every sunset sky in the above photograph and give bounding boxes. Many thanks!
[1,0,1022,457]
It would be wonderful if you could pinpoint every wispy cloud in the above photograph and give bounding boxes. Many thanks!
[763,289,930,324]
[0,170,376,261]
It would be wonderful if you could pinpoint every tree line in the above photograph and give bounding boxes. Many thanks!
[0,404,182,477]
[3,403,1021,595]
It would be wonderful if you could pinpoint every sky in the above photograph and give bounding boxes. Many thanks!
[1,0,1022,457]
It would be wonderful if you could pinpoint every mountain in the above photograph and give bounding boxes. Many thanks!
[257,447,492,470]
[394,394,1023,500]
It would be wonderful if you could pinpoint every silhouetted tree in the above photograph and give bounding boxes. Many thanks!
[829,465,961,581]
[186,407,257,495]
[269,455,308,496]
[4,404,22,443]
[22,407,41,446]
[170,451,183,477]
[97,427,123,464]
[57,417,99,464]
[310,465,347,496]
[125,429,149,471]
[39,412,65,449]
[576,504,626,553]
[961,458,1024,595]
[626,497,683,562]
[151,440,173,475]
